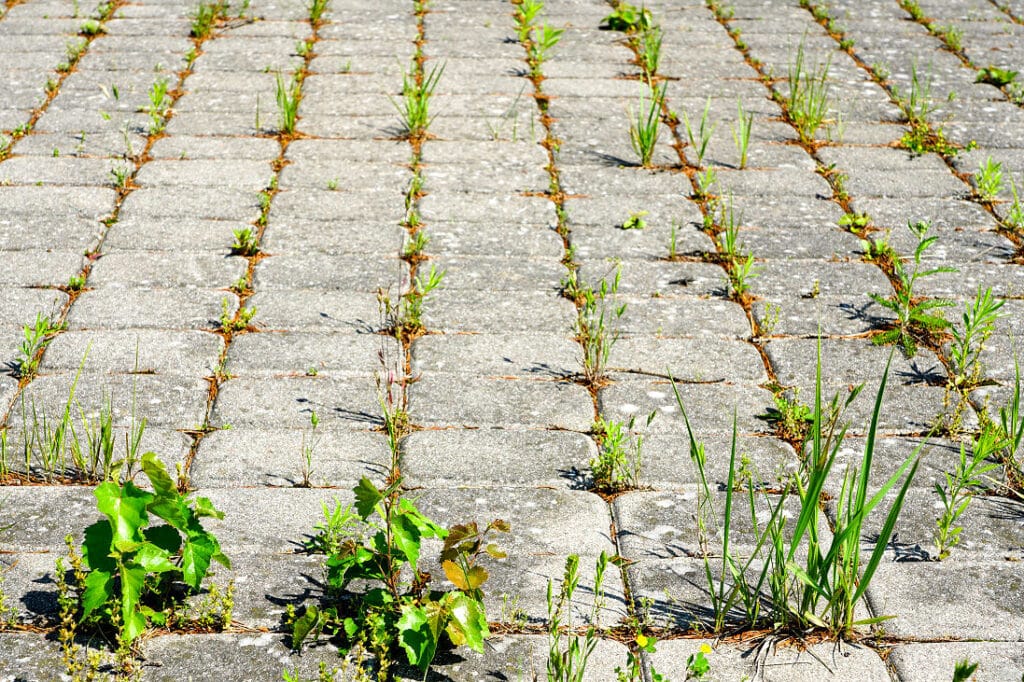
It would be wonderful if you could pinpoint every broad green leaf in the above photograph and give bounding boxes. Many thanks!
[291,604,321,650]
[192,496,225,520]
[141,452,176,499]
[180,532,218,589]
[95,480,152,549]
[397,604,438,671]
[82,520,116,573]
[391,511,422,567]
[353,477,382,519]
[80,568,115,619]
[135,542,176,574]
[447,593,488,653]
[144,524,182,555]
[120,563,149,643]
[398,498,445,538]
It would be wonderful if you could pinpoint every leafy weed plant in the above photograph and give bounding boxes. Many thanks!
[974,156,1003,204]
[934,427,1002,560]
[73,452,230,644]
[546,553,608,682]
[732,99,753,169]
[230,227,260,256]
[976,65,1018,87]
[16,312,62,380]
[869,220,956,356]
[292,477,508,675]
[396,63,443,141]
[602,2,652,32]
[190,0,226,38]
[276,71,302,136]
[569,267,626,388]
[590,412,654,494]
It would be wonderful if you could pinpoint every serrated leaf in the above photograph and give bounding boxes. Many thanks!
[134,542,176,574]
[490,519,510,533]
[82,520,116,573]
[141,451,176,499]
[446,593,488,653]
[192,496,225,520]
[397,604,438,671]
[144,524,182,555]
[95,480,152,548]
[120,563,148,643]
[391,511,422,567]
[353,477,382,519]
[180,531,219,590]
[80,568,115,619]
[291,604,321,650]
[442,560,468,590]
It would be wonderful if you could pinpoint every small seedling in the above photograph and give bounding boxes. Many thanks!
[683,97,716,166]
[948,287,1004,392]
[275,71,301,135]
[108,165,130,189]
[637,24,662,77]
[17,313,62,380]
[952,659,980,682]
[693,167,717,200]
[67,275,86,292]
[308,0,329,25]
[732,99,753,169]
[934,427,1002,559]
[934,23,963,52]
[220,298,256,334]
[399,264,443,336]
[527,23,563,77]
[546,553,609,682]
[79,19,103,35]
[976,65,1018,87]
[298,411,319,487]
[686,644,713,679]
[572,267,626,387]
[974,156,1003,203]
[145,78,170,134]
[402,230,429,260]
[230,227,260,256]
[628,83,664,168]
[326,177,338,191]
[1006,176,1024,230]
[621,210,648,230]
[869,220,956,356]
[838,211,871,232]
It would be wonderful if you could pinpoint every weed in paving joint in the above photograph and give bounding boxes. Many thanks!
[275,71,302,136]
[15,312,62,380]
[291,478,509,676]
[976,65,1018,87]
[220,298,256,334]
[230,227,260,256]
[684,97,716,166]
[590,411,654,494]
[546,552,608,682]
[568,266,626,387]
[934,427,1002,560]
[869,220,956,357]
[786,41,833,144]
[395,63,444,141]
[68,452,230,645]
[190,0,226,38]
[628,83,665,168]
[676,343,921,636]
[621,210,647,230]
[974,156,1003,204]
[298,410,320,487]
[732,99,753,169]
[602,1,652,32]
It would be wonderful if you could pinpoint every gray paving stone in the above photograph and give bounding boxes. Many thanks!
[610,336,768,383]
[211,375,380,431]
[0,249,82,287]
[261,218,408,255]
[579,258,726,298]
[40,329,223,375]
[66,287,232,330]
[649,639,892,682]
[0,633,64,680]
[891,642,1024,681]
[565,195,704,230]
[600,380,773,435]
[192,428,390,488]
[103,218,244,251]
[244,290,382,332]
[226,331,393,376]
[253,253,407,292]
[424,290,576,333]
[867,560,1024,639]
[270,187,405,223]
[409,375,594,430]
[88,251,247,288]
[615,296,752,337]
[118,187,261,222]
[148,134,280,161]
[402,428,596,487]
[432,255,564,292]
[418,190,554,223]
[425,220,564,257]
[411,332,579,377]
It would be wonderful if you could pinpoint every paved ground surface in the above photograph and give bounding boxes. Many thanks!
[1,0,1024,679]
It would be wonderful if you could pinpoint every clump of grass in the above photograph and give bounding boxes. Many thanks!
[565,267,626,388]
[628,83,665,168]
[683,97,716,166]
[786,41,833,144]
[395,63,443,141]
[676,343,921,636]
[545,553,609,681]
[732,99,753,169]
[144,78,171,134]
[275,71,302,136]
[190,0,227,38]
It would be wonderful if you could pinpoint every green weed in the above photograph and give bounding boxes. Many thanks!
[976,65,1018,87]
[621,210,647,230]
[16,312,62,380]
[683,97,716,166]
[190,0,226,38]
[974,156,1003,203]
[291,477,508,675]
[230,227,260,256]
[602,1,652,32]
[395,63,443,140]
[546,553,609,682]
[275,71,302,136]
[569,267,626,387]
[732,99,753,169]
[629,83,665,168]
[934,428,1002,560]
[590,412,654,493]
[869,220,956,356]
[786,41,833,144]
[145,78,170,134]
